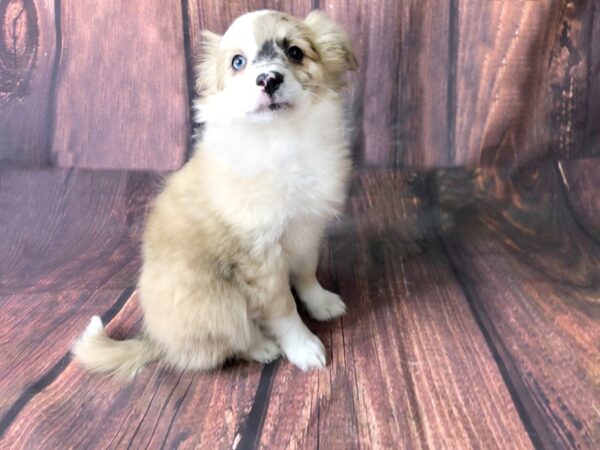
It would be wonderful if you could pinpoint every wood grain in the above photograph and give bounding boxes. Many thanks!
[548,0,598,161]
[1,168,599,447]
[559,158,600,237]
[308,1,452,167]
[0,168,161,293]
[1,292,265,449]
[454,1,599,167]
[50,1,189,170]
[436,162,600,449]
[583,2,599,157]
[187,0,313,37]
[259,173,533,449]
[0,0,57,165]
[0,288,132,424]
[455,1,558,166]
[0,167,159,433]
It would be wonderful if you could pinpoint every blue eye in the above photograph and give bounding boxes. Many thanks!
[232,55,246,70]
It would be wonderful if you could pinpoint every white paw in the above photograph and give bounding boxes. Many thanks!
[282,331,326,371]
[304,290,347,322]
[247,337,281,364]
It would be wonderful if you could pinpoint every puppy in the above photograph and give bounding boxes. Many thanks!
[72,10,356,377]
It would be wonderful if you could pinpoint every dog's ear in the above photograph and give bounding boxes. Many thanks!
[196,31,223,95]
[304,11,356,85]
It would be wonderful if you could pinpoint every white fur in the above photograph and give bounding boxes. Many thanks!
[193,12,352,370]
[72,11,354,377]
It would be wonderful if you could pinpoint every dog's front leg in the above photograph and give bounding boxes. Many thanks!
[283,222,347,321]
[252,247,326,371]
[264,297,326,371]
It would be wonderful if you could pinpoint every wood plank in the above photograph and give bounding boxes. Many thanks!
[559,158,600,237]
[320,1,451,167]
[0,288,133,425]
[259,172,533,449]
[0,170,533,448]
[548,1,598,161]
[0,167,160,433]
[189,1,451,167]
[187,0,313,38]
[584,4,599,156]
[1,291,264,449]
[0,168,161,293]
[0,0,56,165]
[290,0,401,167]
[436,163,600,449]
[51,1,189,170]
[455,1,559,166]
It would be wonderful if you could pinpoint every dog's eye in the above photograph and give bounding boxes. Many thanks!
[287,46,303,63]
[232,55,246,70]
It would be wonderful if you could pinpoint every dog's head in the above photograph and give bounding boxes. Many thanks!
[196,10,356,123]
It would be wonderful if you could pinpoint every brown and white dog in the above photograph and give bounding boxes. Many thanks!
[73,10,356,377]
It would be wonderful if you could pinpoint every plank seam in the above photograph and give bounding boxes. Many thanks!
[554,161,600,247]
[0,285,136,437]
[236,360,280,450]
[45,0,62,166]
[446,0,458,164]
[425,176,550,450]
[180,0,197,162]
[434,243,547,448]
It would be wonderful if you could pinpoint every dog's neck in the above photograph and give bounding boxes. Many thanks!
[199,97,346,177]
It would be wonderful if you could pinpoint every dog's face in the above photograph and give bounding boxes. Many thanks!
[196,11,356,123]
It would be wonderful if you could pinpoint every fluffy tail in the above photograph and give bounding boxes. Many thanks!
[72,316,158,379]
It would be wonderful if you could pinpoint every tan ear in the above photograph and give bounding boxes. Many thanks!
[304,11,357,84]
[195,30,223,95]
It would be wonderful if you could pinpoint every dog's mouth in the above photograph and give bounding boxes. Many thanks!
[254,101,293,114]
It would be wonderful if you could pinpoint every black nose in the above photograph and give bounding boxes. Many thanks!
[256,71,284,96]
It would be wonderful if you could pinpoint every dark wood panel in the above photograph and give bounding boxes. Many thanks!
[584,3,600,156]
[0,167,160,432]
[1,292,263,448]
[50,1,189,170]
[455,1,598,167]
[0,168,161,293]
[187,0,313,37]
[560,158,600,236]
[0,289,131,423]
[317,0,401,167]
[548,1,598,161]
[0,169,538,448]
[0,0,56,165]
[455,1,558,166]
[188,1,452,167]
[435,163,600,449]
[259,173,532,449]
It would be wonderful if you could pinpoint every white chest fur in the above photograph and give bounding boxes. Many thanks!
[200,99,351,243]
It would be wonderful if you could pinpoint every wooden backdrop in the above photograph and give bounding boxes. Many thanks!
[1,0,598,170]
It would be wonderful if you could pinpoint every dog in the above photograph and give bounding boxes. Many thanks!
[72,10,356,377]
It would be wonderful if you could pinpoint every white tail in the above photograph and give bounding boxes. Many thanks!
[72,316,158,379]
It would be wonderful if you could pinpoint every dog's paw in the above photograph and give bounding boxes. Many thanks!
[282,331,326,371]
[247,337,281,364]
[303,289,347,322]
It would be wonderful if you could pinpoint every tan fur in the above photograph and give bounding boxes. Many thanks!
[195,30,223,95]
[303,11,357,88]
[72,321,157,379]
[73,10,355,378]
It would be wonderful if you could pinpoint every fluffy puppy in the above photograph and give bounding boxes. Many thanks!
[73,10,356,377]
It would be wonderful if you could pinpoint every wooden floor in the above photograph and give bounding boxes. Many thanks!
[0,159,598,449]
